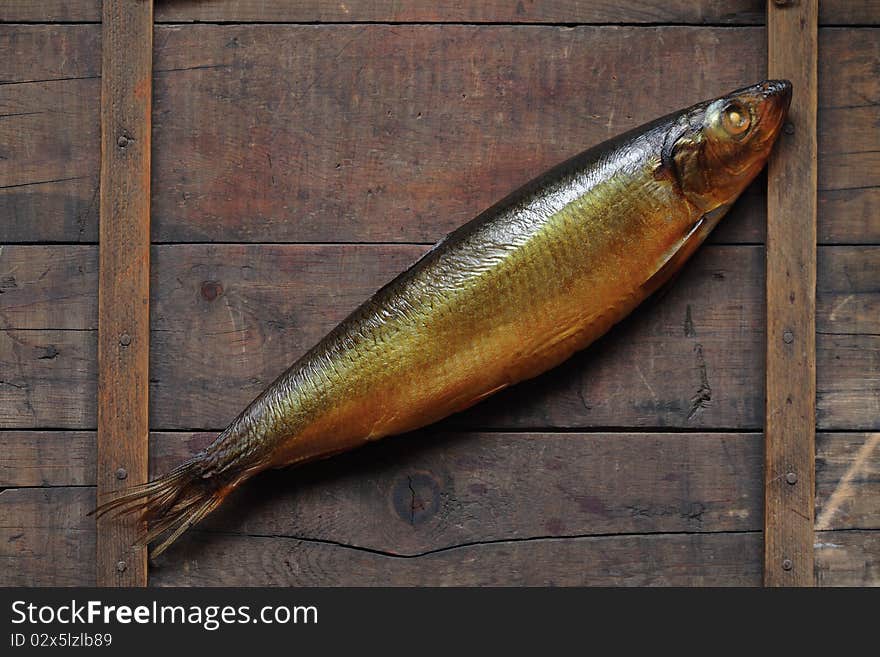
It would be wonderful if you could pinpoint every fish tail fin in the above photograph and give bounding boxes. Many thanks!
[91,457,236,559]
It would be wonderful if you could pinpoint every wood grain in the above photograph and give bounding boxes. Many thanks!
[815,530,880,586]
[764,0,818,587]
[2,430,876,585]
[1,26,876,244]
[2,429,875,527]
[3,244,878,431]
[1,1,875,25]
[0,431,94,486]
[96,0,152,587]
[0,487,96,586]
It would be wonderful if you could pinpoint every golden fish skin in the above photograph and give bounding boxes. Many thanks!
[96,80,791,557]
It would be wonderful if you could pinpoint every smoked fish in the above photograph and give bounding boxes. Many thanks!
[97,80,791,557]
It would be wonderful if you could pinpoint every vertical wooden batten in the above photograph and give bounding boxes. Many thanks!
[764,0,818,586]
[97,0,154,586]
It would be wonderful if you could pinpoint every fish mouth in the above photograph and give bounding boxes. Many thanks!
[758,79,793,107]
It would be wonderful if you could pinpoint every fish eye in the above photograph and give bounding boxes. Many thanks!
[721,102,751,136]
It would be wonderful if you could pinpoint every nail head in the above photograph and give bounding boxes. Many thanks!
[785,471,798,485]
[116,561,127,572]
[117,135,129,148]
[116,467,128,480]
[783,330,794,344]
[782,558,793,571]
[119,333,132,346]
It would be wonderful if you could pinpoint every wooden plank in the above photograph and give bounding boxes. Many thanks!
[817,247,880,336]
[0,429,873,527]
[0,486,760,586]
[150,531,762,586]
[0,2,101,22]
[0,245,97,330]
[1,25,876,245]
[150,1,766,24]
[96,0,152,587]
[816,433,880,532]
[815,530,880,586]
[0,1,875,25]
[764,0,818,587]
[149,24,765,244]
[149,431,763,554]
[0,431,94,486]
[1,431,875,586]
[0,328,95,428]
[0,487,96,586]
[4,244,879,431]
[148,244,765,431]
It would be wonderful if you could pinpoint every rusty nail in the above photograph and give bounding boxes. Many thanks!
[785,471,798,485]
[783,122,795,135]
[116,467,128,480]
[119,333,132,347]
[117,135,129,148]
[116,561,127,573]
[782,558,793,571]
[783,330,794,344]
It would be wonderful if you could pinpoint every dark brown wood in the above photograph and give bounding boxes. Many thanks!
[816,432,880,532]
[815,530,880,586]
[150,431,763,553]
[1,430,875,585]
[0,328,96,428]
[764,0,818,587]
[3,244,879,431]
[151,531,763,586]
[148,244,766,431]
[1,26,876,244]
[0,487,96,586]
[96,0,153,587]
[1,1,876,25]
[0,431,94,486]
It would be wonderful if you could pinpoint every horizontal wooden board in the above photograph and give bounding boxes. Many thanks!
[148,431,763,554]
[817,247,880,336]
[1,1,875,25]
[0,328,96,428]
[0,431,94,486]
[3,244,879,430]
[2,243,766,430]
[1,25,877,244]
[815,530,880,586]
[149,531,763,586]
[0,486,95,586]
[816,433,880,532]
[2,430,877,585]
[2,429,875,529]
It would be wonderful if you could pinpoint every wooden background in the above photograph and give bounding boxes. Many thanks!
[1,1,878,585]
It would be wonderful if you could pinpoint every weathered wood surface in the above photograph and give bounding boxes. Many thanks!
[815,531,880,586]
[1,25,877,244]
[765,0,818,586]
[3,245,879,430]
[1,1,875,25]
[0,487,96,586]
[0,431,94,486]
[1,430,876,585]
[0,243,763,430]
[96,0,153,587]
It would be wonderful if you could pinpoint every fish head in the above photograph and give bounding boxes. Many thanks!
[670,80,792,212]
